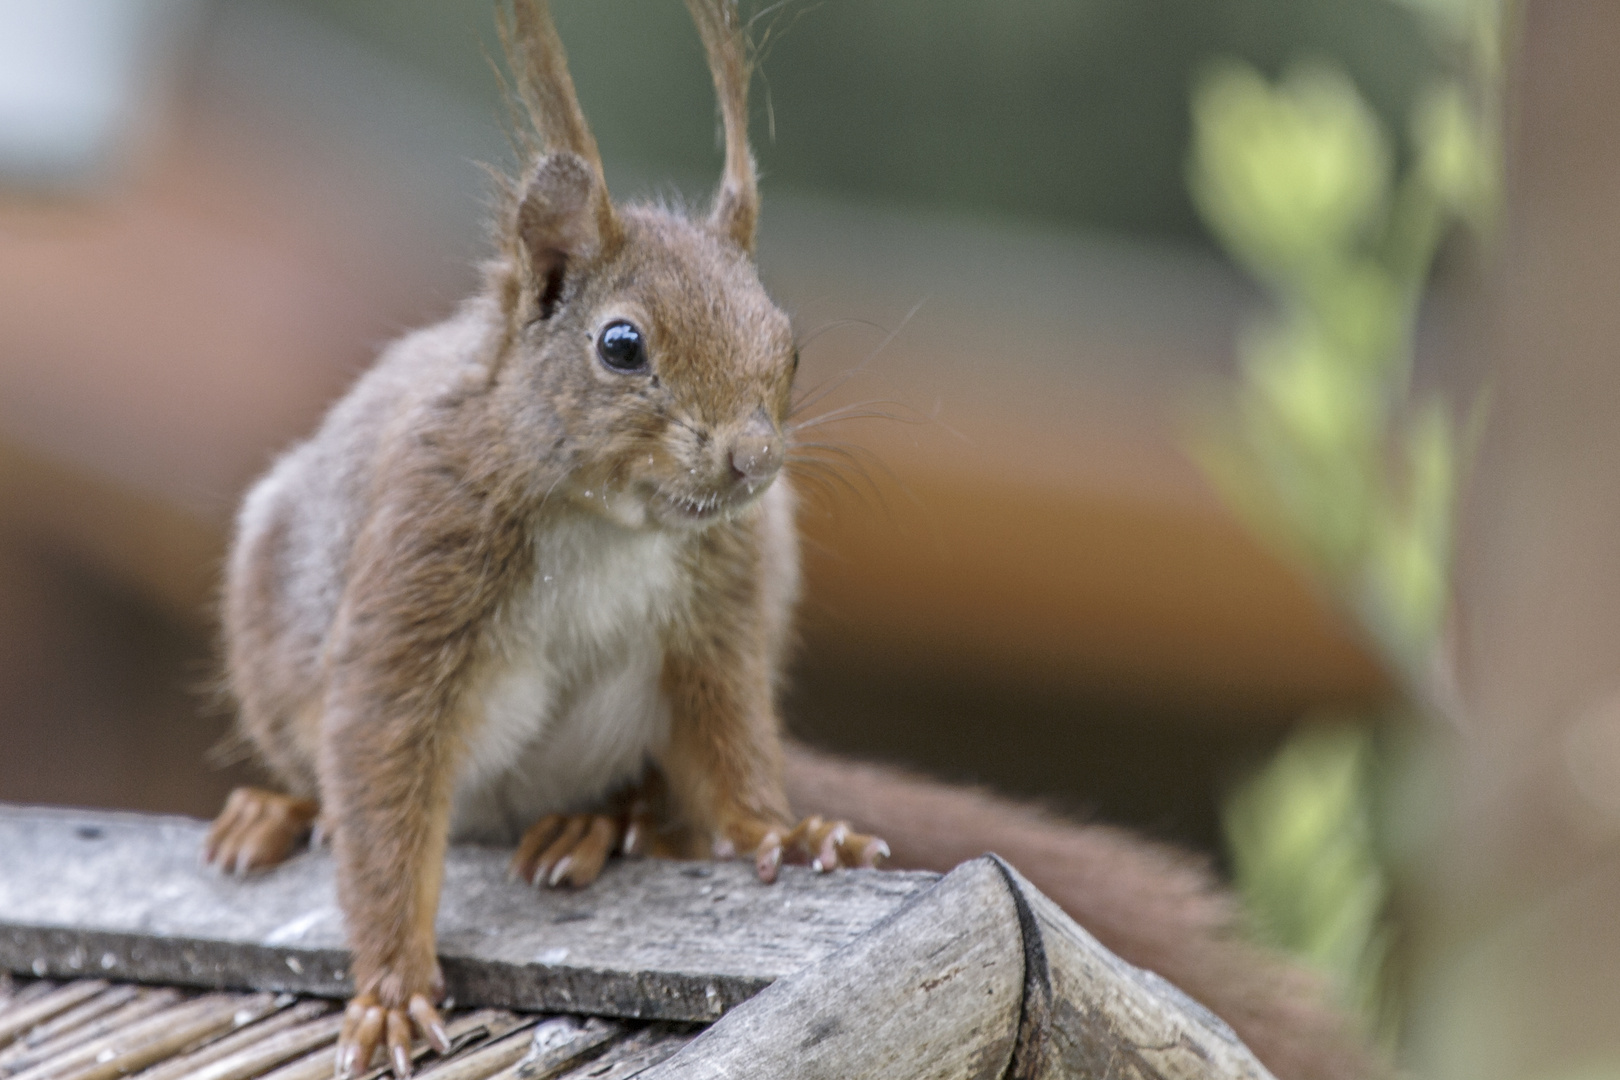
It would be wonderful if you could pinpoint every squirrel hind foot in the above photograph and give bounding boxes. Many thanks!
[202,786,319,875]
[509,813,623,888]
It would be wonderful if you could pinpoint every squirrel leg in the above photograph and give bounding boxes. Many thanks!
[660,649,888,883]
[202,787,319,874]
[326,778,454,1080]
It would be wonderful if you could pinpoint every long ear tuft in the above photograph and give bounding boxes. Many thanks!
[499,0,620,249]
[686,0,758,254]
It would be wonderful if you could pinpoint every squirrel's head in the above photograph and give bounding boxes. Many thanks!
[486,0,793,532]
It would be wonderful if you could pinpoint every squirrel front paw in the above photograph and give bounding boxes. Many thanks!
[336,983,449,1079]
[715,814,889,883]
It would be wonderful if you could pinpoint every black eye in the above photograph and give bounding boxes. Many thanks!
[596,320,649,373]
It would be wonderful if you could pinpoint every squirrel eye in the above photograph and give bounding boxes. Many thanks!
[596,320,649,373]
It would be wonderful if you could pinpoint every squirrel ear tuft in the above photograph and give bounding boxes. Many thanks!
[517,152,602,319]
[687,0,758,254]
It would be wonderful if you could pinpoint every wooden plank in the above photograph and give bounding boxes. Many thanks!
[993,859,1277,1080]
[639,858,1026,1080]
[0,805,934,1023]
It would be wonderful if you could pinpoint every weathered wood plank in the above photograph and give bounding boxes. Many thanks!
[639,858,1026,1080]
[0,805,934,1023]
[994,859,1278,1080]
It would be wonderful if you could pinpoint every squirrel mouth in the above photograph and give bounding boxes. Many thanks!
[658,491,731,522]
[653,480,771,526]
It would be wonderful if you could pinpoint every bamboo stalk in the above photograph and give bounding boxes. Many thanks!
[1,991,182,1075]
[0,985,110,1050]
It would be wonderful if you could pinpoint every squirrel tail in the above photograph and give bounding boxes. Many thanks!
[782,741,1385,1080]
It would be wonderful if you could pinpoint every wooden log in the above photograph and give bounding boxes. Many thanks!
[993,859,1275,1080]
[0,805,933,1023]
[638,857,1026,1080]
[641,857,1277,1080]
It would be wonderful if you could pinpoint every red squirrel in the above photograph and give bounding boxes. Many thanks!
[202,3,1378,1079]
[204,1,883,1074]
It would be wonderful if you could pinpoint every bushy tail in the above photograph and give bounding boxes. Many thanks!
[783,742,1384,1080]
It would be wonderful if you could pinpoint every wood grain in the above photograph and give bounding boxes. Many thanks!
[995,859,1276,1080]
[640,858,1025,1080]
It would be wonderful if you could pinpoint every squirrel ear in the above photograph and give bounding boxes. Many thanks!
[516,152,605,319]
[687,0,758,254]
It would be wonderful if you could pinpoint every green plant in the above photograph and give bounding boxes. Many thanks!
[1188,0,1507,1045]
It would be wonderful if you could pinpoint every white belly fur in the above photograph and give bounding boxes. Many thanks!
[449,513,683,844]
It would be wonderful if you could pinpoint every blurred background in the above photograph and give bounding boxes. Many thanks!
[0,0,1416,848]
[6,1,1620,1077]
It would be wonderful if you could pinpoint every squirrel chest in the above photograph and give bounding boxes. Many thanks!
[450,512,686,844]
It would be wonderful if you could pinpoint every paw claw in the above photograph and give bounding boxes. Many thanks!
[337,992,444,1080]
[776,816,890,874]
[547,855,573,888]
[512,813,620,890]
[408,996,450,1055]
[755,830,783,884]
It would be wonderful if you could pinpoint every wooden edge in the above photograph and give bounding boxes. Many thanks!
[990,857,1277,1080]
[638,858,1026,1080]
[639,855,1279,1080]
[0,804,936,1024]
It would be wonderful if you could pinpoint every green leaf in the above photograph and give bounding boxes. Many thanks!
[1412,82,1498,233]
[1190,61,1391,285]
[1224,722,1390,1033]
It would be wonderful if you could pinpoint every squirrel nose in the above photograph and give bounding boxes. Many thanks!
[728,410,784,486]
